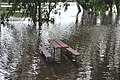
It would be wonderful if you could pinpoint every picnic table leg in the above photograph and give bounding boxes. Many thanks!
[60,48,62,61]
[72,55,76,62]
[53,48,55,61]
[75,56,77,62]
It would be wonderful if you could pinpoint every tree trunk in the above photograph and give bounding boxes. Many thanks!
[0,16,1,32]
[46,0,51,24]
[116,6,120,15]
[116,6,120,24]
[115,0,120,15]
[109,2,113,12]
[47,0,57,24]
[38,0,42,30]
[75,0,81,24]
[81,9,85,25]
[0,0,1,32]
[75,12,79,24]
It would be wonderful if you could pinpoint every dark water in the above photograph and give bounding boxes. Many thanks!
[0,11,120,80]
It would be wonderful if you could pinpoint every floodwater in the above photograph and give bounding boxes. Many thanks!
[0,3,120,80]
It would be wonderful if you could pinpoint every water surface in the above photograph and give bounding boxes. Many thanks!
[0,3,120,80]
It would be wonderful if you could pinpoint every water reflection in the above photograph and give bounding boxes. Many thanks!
[1,3,120,80]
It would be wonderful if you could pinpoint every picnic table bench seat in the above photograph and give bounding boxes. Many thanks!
[39,44,52,61]
[66,47,80,56]
[66,47,80,61]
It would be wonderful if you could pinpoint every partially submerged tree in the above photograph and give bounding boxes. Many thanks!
[1,0,120,28]
[1,0,67,30]
[74,0,120,25]
[75,0,81,24]
[77,0,120,15]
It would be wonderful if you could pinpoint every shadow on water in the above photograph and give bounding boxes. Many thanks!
[1,5,120,80]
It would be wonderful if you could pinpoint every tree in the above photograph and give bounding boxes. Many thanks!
[77,0,120,15]
[4,0,67,30]
[1,0,120,28]
[115,0,120,14]
[75,0,81,24]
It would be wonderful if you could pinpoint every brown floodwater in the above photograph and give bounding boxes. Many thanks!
[0,7,120,80]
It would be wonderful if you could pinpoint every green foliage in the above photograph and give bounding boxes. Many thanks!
[61,0,67,3]
[1,0,120,23]
[1,0,8,2]
[0,11,4,16]
[0,10,9,18]
[78,0,119,15]
[1,0,67,23]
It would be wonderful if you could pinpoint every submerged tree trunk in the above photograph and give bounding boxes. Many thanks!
[115,0,120,15]
[0,16,1,32]
[109,1,113,12]
[75,0,81,24]
[47,0,52,23]
[38,0,42,30]
[0,0,1,32]
[116,6,120,15]
[31,2,37,26]
[47,0,57,24]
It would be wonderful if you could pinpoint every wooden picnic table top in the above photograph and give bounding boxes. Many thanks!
[53,39,69,48]
[48,39,62,49]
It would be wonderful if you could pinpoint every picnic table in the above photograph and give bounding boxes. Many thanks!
[48,39,80,61]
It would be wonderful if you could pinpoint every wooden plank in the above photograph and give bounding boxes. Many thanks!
[39,45,52,58]
[54,39,69,48]
[66,47,80,56]
[48,39,61,49]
